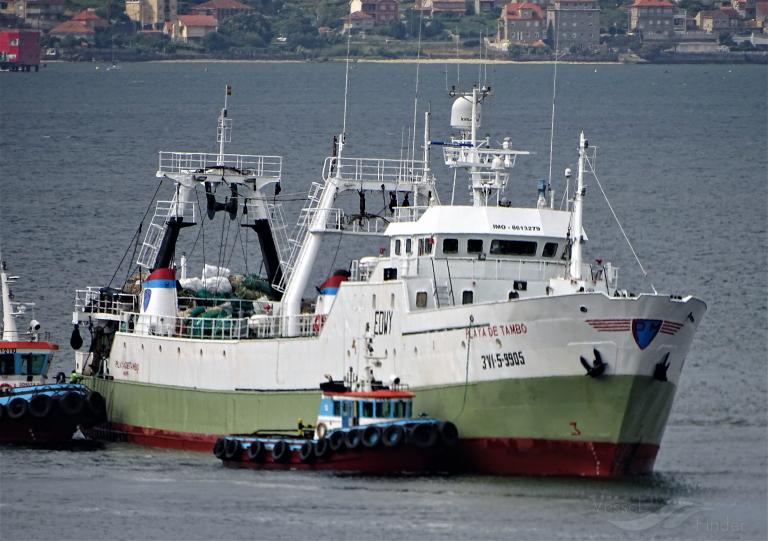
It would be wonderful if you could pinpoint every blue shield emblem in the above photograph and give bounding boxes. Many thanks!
[632,319,662,350]
[143,289,152,311]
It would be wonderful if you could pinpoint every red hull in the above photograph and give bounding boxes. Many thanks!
[89,423,659,477]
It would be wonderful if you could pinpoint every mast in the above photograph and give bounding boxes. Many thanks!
[1,258,19,341]
[217,85,231,166]
[569,131,587,280]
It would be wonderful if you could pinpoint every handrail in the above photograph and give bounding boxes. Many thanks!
[322,157,426,184]
[157,152,282,180]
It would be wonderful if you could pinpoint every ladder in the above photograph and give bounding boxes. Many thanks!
[136,200,196,269]
[272,181,325,293]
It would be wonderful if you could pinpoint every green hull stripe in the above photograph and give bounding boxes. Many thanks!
[86,375,676,445]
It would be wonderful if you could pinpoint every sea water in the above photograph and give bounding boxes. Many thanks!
[0,62,765,540]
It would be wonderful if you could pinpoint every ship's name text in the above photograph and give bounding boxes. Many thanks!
[481,351,526,370]
[373,310,394,335]
[115,360,139,376]
[466,323,527,339]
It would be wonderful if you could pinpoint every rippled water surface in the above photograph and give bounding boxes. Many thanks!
[0,62,766,540]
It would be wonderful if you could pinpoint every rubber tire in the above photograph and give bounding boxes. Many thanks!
[328,430,345,452]
[86,392,107,422]
[29,394,53,419]
[362,425,381,448]
[247,441,264,462]
[272,440,290,463]
[224,439,242,460]
[299,441,315,463]
[60,391,84,416]
[382,424,405,448]
[213,438,226,459]
[6,397,28,419]
[314,437,331,460]
[439,421,460,447]
[344,428,362,450]
[409,423,438,448]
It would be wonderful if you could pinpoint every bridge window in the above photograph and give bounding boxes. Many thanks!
[509,291,519,300]
[333,400,341,416]
[443,238,459,254]
[490,239,537,256]
[361,401,373,418]
[394,239,401,255]
[462,290,474,305]
[393,400,407,417]
[467,239,483,253]
[405,238,412,254]
[542,242,558,258]
[23,354,47,376]
[416,291,428,308]
[380,400,392,417]
[0,353,14,375]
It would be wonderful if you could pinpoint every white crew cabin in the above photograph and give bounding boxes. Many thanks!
[350,204,600,311]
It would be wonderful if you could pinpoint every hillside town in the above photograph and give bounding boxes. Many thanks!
[1,0,767,66]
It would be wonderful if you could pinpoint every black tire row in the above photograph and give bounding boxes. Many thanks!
[214,421,459,464]
[0,391,107,425]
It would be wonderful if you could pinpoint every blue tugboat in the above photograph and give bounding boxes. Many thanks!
[0,255,106,444]
[214,361,459,473]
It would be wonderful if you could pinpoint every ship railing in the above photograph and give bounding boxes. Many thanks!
[75,288,139,315]
[391,206,428,223]
[118,312,320,340]
[443,146,529,169]
[305,208,390,235]
[157,152,282,181]
[433,258,612,285]
[322,157,426,186]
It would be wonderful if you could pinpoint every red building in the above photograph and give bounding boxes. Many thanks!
[0,29,39,71]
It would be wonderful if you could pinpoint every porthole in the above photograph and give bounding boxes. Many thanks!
[580,306,588,313]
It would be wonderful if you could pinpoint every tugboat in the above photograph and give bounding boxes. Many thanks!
[0,254,106,444]
[214,353,459,472]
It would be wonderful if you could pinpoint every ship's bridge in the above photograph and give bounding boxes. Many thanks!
[384,205,584,262]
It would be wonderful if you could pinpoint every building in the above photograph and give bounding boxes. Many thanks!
[547,0,600,51]
[190,0,253,22]
[349,0,399,25]
[49,19,96,42]
[125,0,177,29]
[71,8,107,29]
[170,14,218,42]
[497,2,546,46]
[342,10,375,32]
[0,0,65,30]
[0,29,39,70]
[757,1,768,26]
[416,0,465,16]
[628,0,675,41]
[695,8,741,32]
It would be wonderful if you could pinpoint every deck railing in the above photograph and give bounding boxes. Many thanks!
[157,152,282,180]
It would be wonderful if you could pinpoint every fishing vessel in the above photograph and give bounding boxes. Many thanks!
[214,362,459,472]
[72,83,706,476]
[1,255,106,444]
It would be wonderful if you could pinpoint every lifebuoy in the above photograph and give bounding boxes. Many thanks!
[59,391,84,416]
[439,421,459,447]
[344,428,362,450]
[311,314,327,333]
[6,397,28,419]
[29,394,53,419]
[382,424,405,448]
[247,441,264,462]
[362,425,381,448]
[224,439,242,460]
[213,438,226,459]
[316,422,327,439]
[328,430,345,452]
[408,423,438,449]
[299,441,315,463]
[314,437,331,460]
[272,440,290,463]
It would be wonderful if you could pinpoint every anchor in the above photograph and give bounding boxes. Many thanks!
[580,349,607,378]
[653,352,671,382]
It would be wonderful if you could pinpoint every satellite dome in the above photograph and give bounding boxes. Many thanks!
[450,96,481,130]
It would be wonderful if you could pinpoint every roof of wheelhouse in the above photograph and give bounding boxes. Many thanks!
[385,205,580,239]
